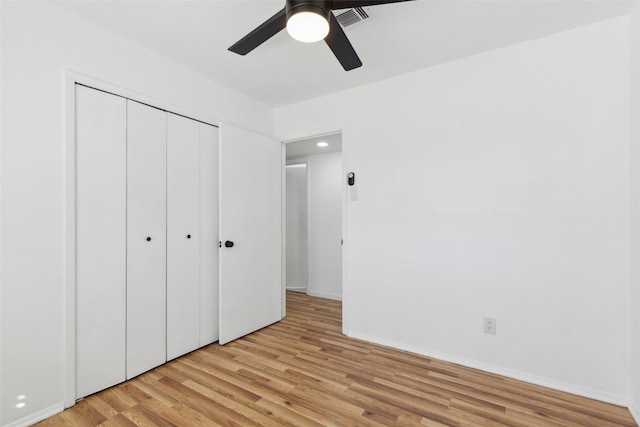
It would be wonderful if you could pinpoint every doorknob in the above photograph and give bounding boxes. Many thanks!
[186,234,191,239]
[146,236,151,242]
[225,240,234,248]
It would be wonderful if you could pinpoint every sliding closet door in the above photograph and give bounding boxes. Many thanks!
[199,123,219,346]
[167,113,201,360]
[76,85,127,398]
[219,124,282,345]
[126,101,167,379]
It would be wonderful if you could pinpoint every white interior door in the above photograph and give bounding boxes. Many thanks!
[126,101,167,379]
[219,124,282,345]
[75,85,127,398]
[199,123,219,346]
[166,113,201,360]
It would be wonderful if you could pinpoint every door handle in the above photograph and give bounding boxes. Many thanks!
[225,240,234,248]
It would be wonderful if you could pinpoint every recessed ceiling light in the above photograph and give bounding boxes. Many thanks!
[317,142,328,147]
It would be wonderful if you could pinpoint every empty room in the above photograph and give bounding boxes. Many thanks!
[1,0,640,426]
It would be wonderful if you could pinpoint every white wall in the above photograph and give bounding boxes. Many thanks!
[307,151,342,300]
[629,1,640,422]
[276,17,631,403]
[286,164,308,290]
[0,2,274,425]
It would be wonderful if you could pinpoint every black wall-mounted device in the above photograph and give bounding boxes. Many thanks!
[348,172,355,186]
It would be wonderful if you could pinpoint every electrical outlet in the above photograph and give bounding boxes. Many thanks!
[484,317,496,335]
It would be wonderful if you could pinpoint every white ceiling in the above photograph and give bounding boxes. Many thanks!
[54,0,634,108]
[286,133,342,159]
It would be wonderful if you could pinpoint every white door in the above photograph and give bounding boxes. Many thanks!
[166,113,201,360]
[199,123,219,346]
[219,124,282,345]
[126,101,167,379]
[75,85,127,398]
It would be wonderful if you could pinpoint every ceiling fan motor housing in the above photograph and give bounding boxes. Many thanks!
[285,0,332,21]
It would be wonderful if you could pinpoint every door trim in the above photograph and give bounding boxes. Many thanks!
[284,158,309,297]
[281,143,287,318]
[281,129,349,335]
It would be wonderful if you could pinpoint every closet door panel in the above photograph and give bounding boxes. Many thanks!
[76,85,127,398]
[126,101,167,379]
[167,113,201,360]
[219,124,282,345]
[199,123,219,346]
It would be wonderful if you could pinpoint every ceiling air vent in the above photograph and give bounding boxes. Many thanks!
[335,7,370,29]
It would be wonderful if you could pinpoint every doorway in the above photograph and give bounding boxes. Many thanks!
[285,133,343,301]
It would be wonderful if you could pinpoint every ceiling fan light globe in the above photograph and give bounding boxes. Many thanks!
[287,11,329,43]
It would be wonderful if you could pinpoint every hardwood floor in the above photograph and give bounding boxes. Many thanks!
[37,291,636,426]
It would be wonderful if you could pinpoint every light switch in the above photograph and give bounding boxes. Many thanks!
[350,187,359,201]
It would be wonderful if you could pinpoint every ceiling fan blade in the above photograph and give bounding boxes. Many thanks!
[325,13,362,71]
[228,7,287,55]
[331,0,414,9]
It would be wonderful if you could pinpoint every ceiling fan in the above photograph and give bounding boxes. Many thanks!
[228,0,414,71]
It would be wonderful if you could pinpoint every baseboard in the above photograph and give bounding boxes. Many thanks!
[347,331,628,407]
[629,401,640,426]
[306,290,342,301]
[286,286,307,293]
[4,402,64,427]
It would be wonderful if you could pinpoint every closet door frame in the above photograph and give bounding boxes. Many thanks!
[64,72,220,408]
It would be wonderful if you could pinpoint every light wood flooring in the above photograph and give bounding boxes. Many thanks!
[37,291,636,426]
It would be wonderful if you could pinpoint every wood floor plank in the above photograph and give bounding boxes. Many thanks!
[97,413,139,427]
[120,407,160,427]
[159,402,223,427]
[130,403,178,427]
[36,291,637,426]
[253,397,327,427]
[181,379,278,426]
[84,395,120,419]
